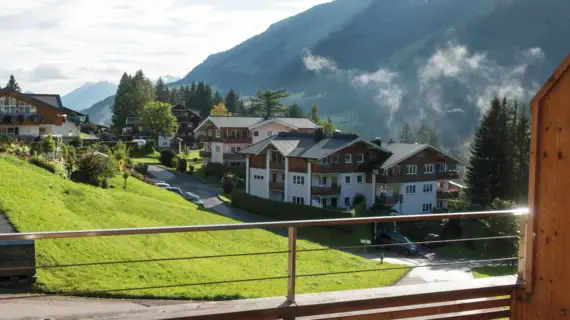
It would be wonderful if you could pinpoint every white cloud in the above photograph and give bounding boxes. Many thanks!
[0,0,329,94]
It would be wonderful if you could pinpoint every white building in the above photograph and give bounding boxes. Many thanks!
[193,116,320,166]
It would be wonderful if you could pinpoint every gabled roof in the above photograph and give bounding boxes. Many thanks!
[376,143,465,169]
[172,103,201,118]
[531,53,570,111]
[24,93,63,109]
[240,132,386,160]
[194,116,320,133]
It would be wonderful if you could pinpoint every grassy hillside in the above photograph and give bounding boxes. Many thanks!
[0,154,406,299]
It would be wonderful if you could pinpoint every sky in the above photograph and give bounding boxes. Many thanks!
[0,0,330,95]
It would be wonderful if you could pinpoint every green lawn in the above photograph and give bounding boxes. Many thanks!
[0,154,407,300]
[472,265,516,279]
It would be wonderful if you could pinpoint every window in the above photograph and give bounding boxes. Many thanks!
[215,146,221,152]
[423,183,433,193]
[293,175,305,185]
[345,176,351,184]
[6,127,16,135]
[382,169,388,176]
[282,174,285,181]
[417,152,425,157]
[207,130,213,137]
[424,164,434,174]
[436,200,444,209]
[406,185,416,194]
[267,130,273,137]
[438,162,447,172]
[357,153,364,163]
[271,150,284,162]
[406,165,417,175]
[422,203,433,213]
[392,165,400,176]
[253,175,264,180]
[331,155,339,164]
[293,196,305,205]
[39,127,47,135]
[320,157,329,165]
[253,131,259,137]
[357,175,363,184]
[344,197,351,206]
[231,146,241,153]
[344,154,352,164]
[215,130,220,138]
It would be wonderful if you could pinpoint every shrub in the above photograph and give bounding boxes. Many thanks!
[69,137,82,147]
[204,162,246,179]
[193,157,199,162]
[188,165,195,174]
[30,142,42,155]
[231,189,353,231]
[76,153,110,186]
[177,158,188,172]
[159,149,176,167]
[41,134,56,157]
[134,162,149,175]
[352,193,367,208]
[29,156,57,173]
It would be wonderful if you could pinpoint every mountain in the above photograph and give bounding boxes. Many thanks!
[62,81,117,111]
[81,95,115,125]
[162,75,181,84]
[175,0,570,152]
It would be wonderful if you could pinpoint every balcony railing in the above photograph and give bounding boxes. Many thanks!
[223,136,252,143]
[437,189,460,199]
[0,209,527,319]
[311,184,341,195]
[0,113,43,124]
[224,153,244,160]
[437,169,460,179]
[199,151,211,158]
[376,193,402,206]
[269,182,284,191]
[270,161,285,170]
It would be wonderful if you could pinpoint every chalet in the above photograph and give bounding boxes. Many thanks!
[0,88,85,141]
[193,116,320,166]
[171,103,201,148]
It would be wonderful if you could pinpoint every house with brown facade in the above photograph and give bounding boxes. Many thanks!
[239,132,464,214]
[193,116,320,166]
[0,88,85,141]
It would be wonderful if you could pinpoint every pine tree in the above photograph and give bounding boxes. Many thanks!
[310,104,321,124]
[213,90,223,105]
[465,96,512,207]
[286,103,304,117]
[427,129,440,148]
[399,122,413,143]
[224,89,240,113]
[111,73,133,133]
[169,88,178,104]
[155,77,169,102]
[131,70,154,116]
[248,89,289,118]
[5,75,21,92]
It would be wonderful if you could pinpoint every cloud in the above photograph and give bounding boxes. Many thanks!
[0,0,330,93]
[302,51,338,73]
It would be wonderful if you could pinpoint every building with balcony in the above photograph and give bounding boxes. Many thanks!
[171,103,201,148]
[240,133,464,213]
[194,116,320,166]
[0,88,85,141]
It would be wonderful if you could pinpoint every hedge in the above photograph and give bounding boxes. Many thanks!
[231,189,354,231]
[205,162,246,179]
[159,149,176,167]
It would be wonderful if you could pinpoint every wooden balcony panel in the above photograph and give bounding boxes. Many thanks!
[270,161,285,170]
[311,185,341,196]
[222,136,252,144]
[437,190,460,200]
[62,276,517,320]
[436,170,460,180]
[224,153,245,160]
[269,182,284,191]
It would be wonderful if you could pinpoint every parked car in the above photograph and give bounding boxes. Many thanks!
[376,232,420,255]
[165,187,185,196]
[155,182,171,188]
[185,192,204,207]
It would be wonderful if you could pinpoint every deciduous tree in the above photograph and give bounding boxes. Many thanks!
[210,103,232,116]
[139,101,178,145]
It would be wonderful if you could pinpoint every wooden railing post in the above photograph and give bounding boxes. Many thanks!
[287,227,297,304]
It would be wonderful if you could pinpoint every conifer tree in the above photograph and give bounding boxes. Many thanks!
[399,122,413,143]
[224,89,240,113]
[248,89,289,118]
[154,77,169,102]
[213,90,223,105]
[5,75,21,91]
[111,73,133,133]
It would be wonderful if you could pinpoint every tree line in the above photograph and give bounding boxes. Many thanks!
[397,122,440,148]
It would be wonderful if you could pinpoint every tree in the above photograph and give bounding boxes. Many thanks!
[465,96,512,207]
[415,123,430,143]
[399,122,413,143]
[132,70,154,116]
[111,73,133,133]
[310,104,321,124]
[210,103,232,116]
[213,90,223,105]
[123,171,130,189]
[224,89,240,113]
[155,77,170,102]
[248,89,289,118]
[323,116,336,135]
[5,75,21,92]
[139,101,178,145]
[286,103,304,117]
[41,134,56,159]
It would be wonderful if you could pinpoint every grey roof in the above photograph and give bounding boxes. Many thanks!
[25,94,63,109]
[200,117,319,130]
[240,132,363,160]
[377,143,465,169]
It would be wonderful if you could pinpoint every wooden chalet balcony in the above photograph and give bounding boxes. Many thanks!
[223,136,252,143]
[437,189,460,199]
[270,161,285,170]
[269,182,284,191]
[311,184,341,195]
[376,193,402,206]
[199,150,211,158]
[224,153,244,160]
[436,169,460,180]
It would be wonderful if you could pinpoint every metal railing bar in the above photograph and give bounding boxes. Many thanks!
[0,209,527,241]
[0,250,290,272]
[297,235,520,253]
[296,258,518,278]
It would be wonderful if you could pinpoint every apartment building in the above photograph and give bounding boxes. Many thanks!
[240,133,464,214]
[0,88,85,141]
[193,116,319,166]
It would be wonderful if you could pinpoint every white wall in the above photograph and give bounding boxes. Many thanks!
[52,121,80,137]
[211,142,224,163]
[251,122,292,144]
[249,168,267,198]
[400,181,437,214]
[287,172,308,204]
[16,126,40,136]
[158,136,174,149]
[339,173,374,209]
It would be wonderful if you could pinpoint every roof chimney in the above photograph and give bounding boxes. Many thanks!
[372,137,382,147]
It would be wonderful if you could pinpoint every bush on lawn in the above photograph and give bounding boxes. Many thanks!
[177,158,188,172]
[75,153,118,187]
[232,189,353,231]
[134,162,149,175]
[30,156,56,173]
[351,193,367,208]
[188,165,195,174]
[159,149,177,167]
[221,172,245,193]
